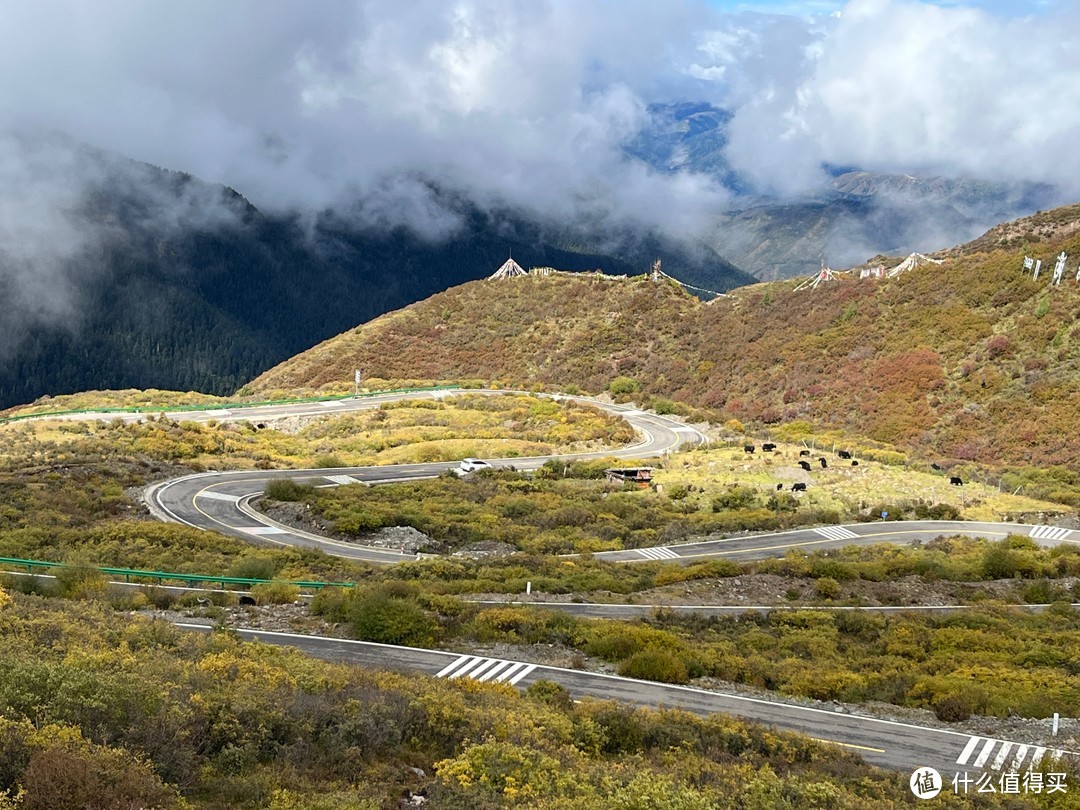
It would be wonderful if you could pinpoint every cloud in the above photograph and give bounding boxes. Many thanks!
[0,133,102,353]
[0,1,735,238]
[717,0,1080,195]
[0,0,1077,315]
[0,132,250,357]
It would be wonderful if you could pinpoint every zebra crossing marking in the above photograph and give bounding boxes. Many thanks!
[1030,525,1072,541]
[972,738,997,769]
[476,661,514,682]
[435,655,537,686]
[813,526,859,542]
[956,736,981,766]
[991,743,1013,771]
[241,526,290,535]
[435,655,472,678]
[1009,745,1029,772]
[638,546,679,560]
[324,474,362,486]
[319,400,346,408]
[956,736,1062,771]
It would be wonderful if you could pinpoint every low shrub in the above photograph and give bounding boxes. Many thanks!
[617,649,689,684]
[263,479,314,502]
[250,582,301,605]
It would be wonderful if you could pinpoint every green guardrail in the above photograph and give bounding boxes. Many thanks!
[0,556,356,591]
[0,385,461,424]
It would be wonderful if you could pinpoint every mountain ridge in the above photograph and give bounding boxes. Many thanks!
[628,102,1065,280]
[0,136,750,410]
[251,202,1080,470]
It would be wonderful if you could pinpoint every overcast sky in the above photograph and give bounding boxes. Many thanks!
[0,0,1076,233]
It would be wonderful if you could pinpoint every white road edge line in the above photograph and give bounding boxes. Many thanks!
[169,624,1080,755]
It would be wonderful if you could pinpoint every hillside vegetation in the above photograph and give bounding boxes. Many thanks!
[266,450,1059,556]
[251,205,1080,470]
[0,594,937,810]
[0,394,630,472]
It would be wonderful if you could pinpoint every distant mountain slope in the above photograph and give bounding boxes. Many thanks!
[628,102,1063,280]
[252,203,1080,468]
[251,274,701,394]
[0,138,751,410]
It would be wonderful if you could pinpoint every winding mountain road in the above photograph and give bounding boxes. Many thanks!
[142,389,704,563]
[130,389,1077,565]
[43,388,1080,775]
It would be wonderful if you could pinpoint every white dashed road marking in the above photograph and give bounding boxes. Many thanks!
[956,736,981,766]
[956,736,1063,771]
[638,546,679,560]
[1030,525,1072,541]
[814,526,859,541]
[991,743,1013,771]
[435,655,537,685]
[972,738,997,769]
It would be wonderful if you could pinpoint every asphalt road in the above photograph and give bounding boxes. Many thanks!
[591,519,1080,563]
[48,388,1080,775]
[133,390,1077,565]
[143,389,705,563]
[175,622,1076,776]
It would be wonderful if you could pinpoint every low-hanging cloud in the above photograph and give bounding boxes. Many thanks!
[0,0,734,236]
[718,0,1080,196]
[0,0,1078,339]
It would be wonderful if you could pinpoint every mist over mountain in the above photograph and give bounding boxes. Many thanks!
[3,1,1080,404]
[252,201,1080,470]
[0,135,749,410]
[626,102,1065,279]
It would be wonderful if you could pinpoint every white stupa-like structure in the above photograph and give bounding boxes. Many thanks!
[794,260,841,291]
[488,257,528,280]
[886,253,942,278]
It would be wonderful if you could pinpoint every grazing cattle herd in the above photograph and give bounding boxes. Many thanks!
[732,442,958,494]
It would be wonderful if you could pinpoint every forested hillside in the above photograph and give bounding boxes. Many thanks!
[0,139,751,411]
[252,204,1080,469]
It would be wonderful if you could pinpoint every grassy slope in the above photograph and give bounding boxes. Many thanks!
[250,206,1080,469]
